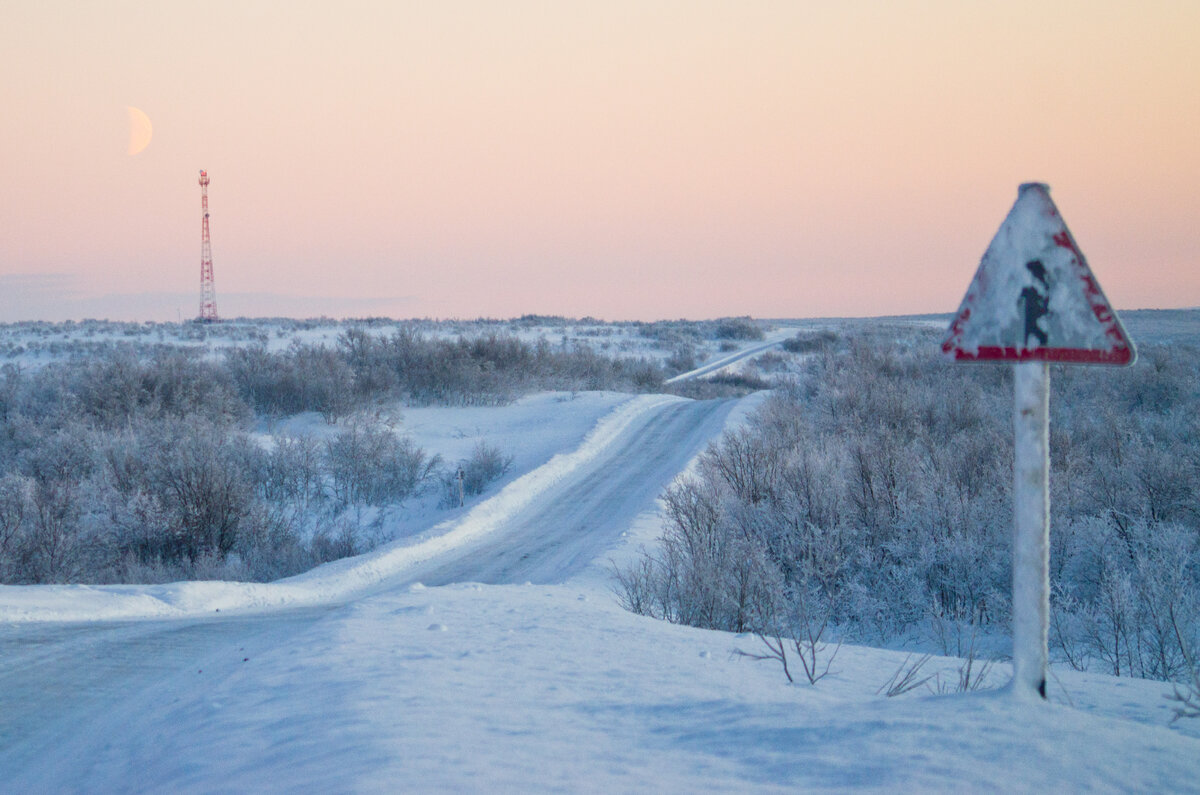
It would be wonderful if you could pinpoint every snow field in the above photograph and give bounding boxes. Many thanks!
[26,579,1198,792]
[2,362,1198,789]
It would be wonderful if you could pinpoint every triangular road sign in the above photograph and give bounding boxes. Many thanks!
[942,183,1135,365]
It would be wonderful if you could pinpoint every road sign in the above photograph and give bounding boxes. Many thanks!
[943,183,1137,700]
[942,183,1135,366]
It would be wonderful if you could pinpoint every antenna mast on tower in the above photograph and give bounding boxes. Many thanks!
[198,169,218,322]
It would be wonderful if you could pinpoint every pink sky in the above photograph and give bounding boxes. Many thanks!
[2,1,1197,321]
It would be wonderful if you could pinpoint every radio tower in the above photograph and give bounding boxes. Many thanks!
[198,169,218,322]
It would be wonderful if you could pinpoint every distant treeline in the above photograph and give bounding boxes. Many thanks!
[228,328,663,418]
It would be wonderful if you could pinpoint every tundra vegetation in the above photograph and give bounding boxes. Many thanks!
[0,320,709,584]
[618,325,1200,688]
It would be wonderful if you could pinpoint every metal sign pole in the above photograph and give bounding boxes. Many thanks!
[1012,360,1050,698]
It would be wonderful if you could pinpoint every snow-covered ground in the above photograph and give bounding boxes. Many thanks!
[1,385,1197,790]
[2,314,1199,790]
[118,586,1194,792]
[3,557,1198,790]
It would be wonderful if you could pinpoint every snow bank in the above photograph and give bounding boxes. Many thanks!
[17,582,1196,791]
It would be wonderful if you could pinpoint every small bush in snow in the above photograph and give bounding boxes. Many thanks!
[781,330,839,354]
[325,424,439,507]
[714,317,765,341]
[441,442,513,507]
[665,346,696,374]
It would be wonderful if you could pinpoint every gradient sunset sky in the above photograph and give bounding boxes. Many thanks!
[2,1,1197,321]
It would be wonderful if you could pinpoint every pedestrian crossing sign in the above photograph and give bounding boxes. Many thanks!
[942,183,1135,366]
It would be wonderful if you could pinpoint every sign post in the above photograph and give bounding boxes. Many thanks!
[1012,360,1050,696]
[943,183,1135,698]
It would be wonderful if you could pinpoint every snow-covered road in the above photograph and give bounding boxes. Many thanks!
[0,395,739,786]
[0,608,336,782]
[402,397,732,586]
[664,329,795,384]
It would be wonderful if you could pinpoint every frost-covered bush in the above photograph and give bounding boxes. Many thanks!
[225,343,356,420]
[459,441,512,496]
[97,417,264,564]
[1052,519,1200,680]
[325,423,438,507]
[0,355,396,583]
[666,371,773,401]
[257,433,324,511]
[15,348,248,430]
[714,317,765,341]
[336,327,664,405]
[440,441,514,507]
[621,328,1200,682]
[0,317,682,584]
[637,320,705,346]
[781,329,839,354]
[665,346,697,375]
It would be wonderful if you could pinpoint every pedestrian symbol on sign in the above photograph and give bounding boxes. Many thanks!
[942,182,1133,365]
[1018,260,1050,347]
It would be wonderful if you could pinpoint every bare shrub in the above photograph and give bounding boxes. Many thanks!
[460,441,513,495]
[737,620,841,686]
[308,518,368,566]
[878,654,934,697]
[714,317,765,341]
[326,424,438,507]
[97,418,262,564]
[441,441,513,507]
[0,474,30,578]
[335,327,665,405]
[934,651,995,694]
[667,372,773,400]
[258,433,325,511]
[665,346,696,374]
[71,349,247,427]
[782,330,839,354]
[225,343,356,420]
[611,553,662,617]
[1167,606,1200,722]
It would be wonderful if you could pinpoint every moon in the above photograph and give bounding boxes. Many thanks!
[126,106,153,155]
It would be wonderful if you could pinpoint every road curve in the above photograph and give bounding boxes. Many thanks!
[0,396,737,782]
[403,396,734,586]
[664,330,794,384]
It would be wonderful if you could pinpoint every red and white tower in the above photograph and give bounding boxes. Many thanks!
[198,169,218,322]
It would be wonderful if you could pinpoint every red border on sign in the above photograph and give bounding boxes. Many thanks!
[951,345,1134,365]
[942,186,1136,367]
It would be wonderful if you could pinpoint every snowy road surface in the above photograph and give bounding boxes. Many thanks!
[406,398,732,586]
[664,329,795,384]
[0,395,739,786]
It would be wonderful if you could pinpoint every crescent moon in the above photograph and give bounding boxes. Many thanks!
[126,106,153,155]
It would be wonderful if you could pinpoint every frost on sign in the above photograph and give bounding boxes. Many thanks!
[942,183,1135,366]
